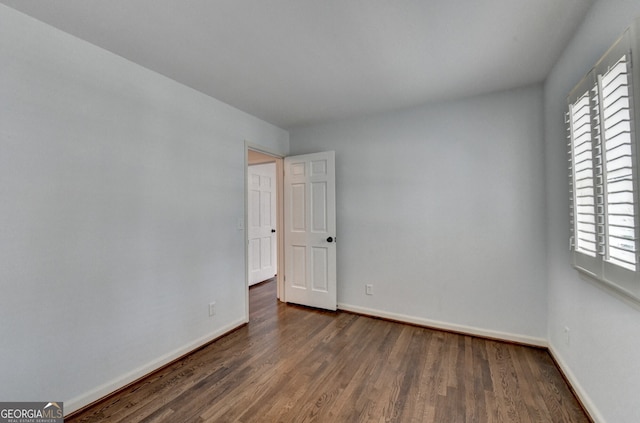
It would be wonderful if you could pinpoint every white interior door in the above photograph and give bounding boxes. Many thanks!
[248,163,277,286]
[284,151,336,310]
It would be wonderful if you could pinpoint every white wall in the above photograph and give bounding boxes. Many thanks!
[289,85,547,344]
[545,1,640,422]
[0,5,288,413]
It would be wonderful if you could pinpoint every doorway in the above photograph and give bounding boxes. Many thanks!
[245,146,337,317]
[248,162,277,285]
[247,148,284,302]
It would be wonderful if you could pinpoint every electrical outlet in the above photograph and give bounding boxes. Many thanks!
[365,284,373,295]
[563,326,570,345]
[209,302,216,317]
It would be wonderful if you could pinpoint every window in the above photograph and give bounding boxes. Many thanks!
[567,22,640,302]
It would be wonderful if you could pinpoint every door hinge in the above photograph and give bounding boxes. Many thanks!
[569,236,575,251]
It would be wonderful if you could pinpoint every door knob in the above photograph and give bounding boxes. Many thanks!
[271,229,276,233]
[327,236,334,243]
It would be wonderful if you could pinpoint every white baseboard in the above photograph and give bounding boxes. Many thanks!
[337,303,548,348]
[547,343,605,423]
[64,317,247,416]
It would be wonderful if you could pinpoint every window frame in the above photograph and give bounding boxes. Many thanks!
[567,22,640,303]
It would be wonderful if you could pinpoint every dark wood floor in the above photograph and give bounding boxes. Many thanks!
[67,280,590,422]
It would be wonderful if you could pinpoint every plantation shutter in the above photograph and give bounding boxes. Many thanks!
[568,72,601,275]
[568,90,597,257]
[568,24,640,301]
[596,54,637,271]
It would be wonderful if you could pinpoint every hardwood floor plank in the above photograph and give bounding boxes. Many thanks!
[67,280,591,423]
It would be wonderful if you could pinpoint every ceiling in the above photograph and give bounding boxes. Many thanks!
[1,0,594,129]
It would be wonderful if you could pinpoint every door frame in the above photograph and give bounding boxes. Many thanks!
[245,142,285,321]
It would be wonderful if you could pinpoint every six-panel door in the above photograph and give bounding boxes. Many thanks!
[284,151,336,310]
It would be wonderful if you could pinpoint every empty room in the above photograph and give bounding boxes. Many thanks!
[1,1,640,422]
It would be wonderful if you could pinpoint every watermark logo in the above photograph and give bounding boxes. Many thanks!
[0,402,63,423]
